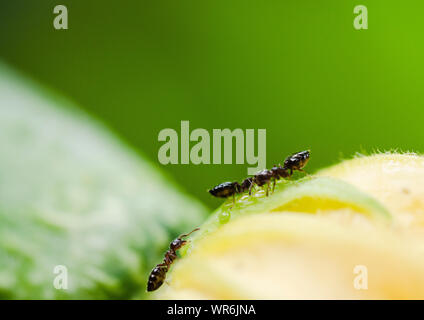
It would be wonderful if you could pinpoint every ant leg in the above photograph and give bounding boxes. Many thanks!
[272,179,276,194]
[286,169,293,179]
[163,255,171,266]
[265,183,270,197]
[249,183,254,196]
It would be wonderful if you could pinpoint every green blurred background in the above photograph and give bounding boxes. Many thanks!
[1,0,423,208]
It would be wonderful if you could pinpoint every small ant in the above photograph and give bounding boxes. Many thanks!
[147,228,200,292]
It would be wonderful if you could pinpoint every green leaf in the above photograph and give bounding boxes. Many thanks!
[180,176,391,257]
[0,62,207,299]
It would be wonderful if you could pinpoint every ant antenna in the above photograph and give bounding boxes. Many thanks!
[180,228,200,239]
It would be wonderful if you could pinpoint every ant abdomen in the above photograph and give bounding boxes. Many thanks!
[208,182,241,198]
[147,265,168,292]
[209,181,242,205]
[283,150,310,175]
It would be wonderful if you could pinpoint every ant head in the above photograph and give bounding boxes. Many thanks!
[241,177,251,185]
[170,238,185,251]
[170,228,199,251]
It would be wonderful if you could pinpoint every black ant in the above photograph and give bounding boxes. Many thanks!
[147,228,200,292]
